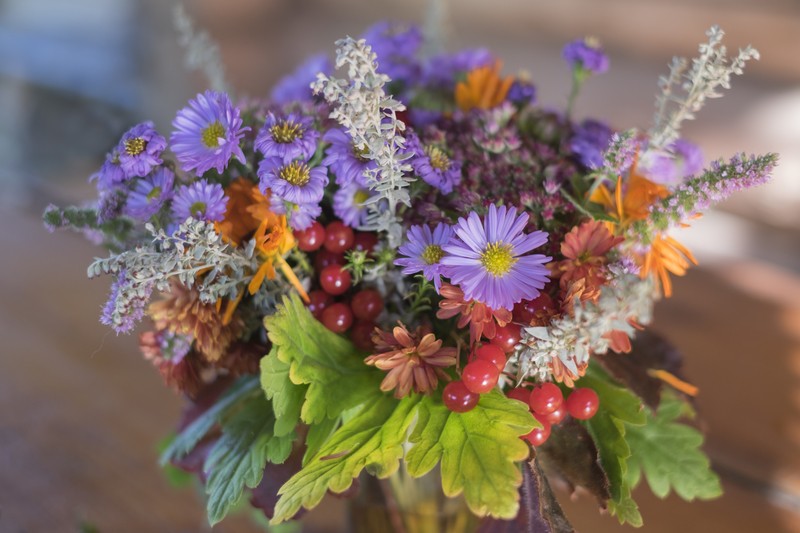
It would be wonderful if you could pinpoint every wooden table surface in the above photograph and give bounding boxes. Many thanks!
[2,203,799,532]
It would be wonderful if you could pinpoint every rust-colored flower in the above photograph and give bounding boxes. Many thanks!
[455,61,513,112]
[147,282,244,362]
[139,330,205,397]
[557,220,622,294]
[365,323,457,398]
[437,283,512,344]
[549,356,587,388]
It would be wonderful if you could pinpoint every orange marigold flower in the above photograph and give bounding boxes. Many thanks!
[455,61,514,112]
[642,234,697,298]
[215,178,272,246]
[590,172,669,226]
[148,282,244,362]
[365,323,457,398]
[247,210,309,303]
[557,220,622,294]
[436,283,512,345]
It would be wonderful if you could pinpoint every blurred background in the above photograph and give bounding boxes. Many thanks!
[1,0,799,531]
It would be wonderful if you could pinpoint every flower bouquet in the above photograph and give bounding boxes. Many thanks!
[45,18,777,532]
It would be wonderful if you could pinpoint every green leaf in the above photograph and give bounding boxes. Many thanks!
[625,397,722,501]
[580,365,646,426]
[271,394,420,524]
[160,376,260,466]
[406,390,536,520]
[264,294,383,424]
[205,395,294,526]
[303,416,340,466]
[261,348,307,437]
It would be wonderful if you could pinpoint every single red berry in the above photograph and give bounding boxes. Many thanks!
[349,320,376,352]
[474,343,507,371]
[443,381,480,413]
[529,382,564,415]
[565,388,600,420]
[544,405,567,425]
[324,221,355,253]
[321,303,353,333]
[490,323,521,353]
[306,290,332,318]
[350,289,384,321]
[506,387,531,405]
[513,292,554,324]
[314,249,345,271]
[296,221,326,252]
[523,413,551,446]
[319,265,351,296]
[353,232,378,253]
[462,359,500,394]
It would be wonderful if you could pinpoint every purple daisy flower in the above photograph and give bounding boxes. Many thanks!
[361,21,422,83]
[171,179,228,223]
[563,37,609,74]
[441,204,551,311]
[640,139,704,186]
[91,147,127,191]
[570,119,613,169]
[170,90,249,176]
[395,223,454,291]
[255,112,319,163]
[269,195,321,231]
[333,182,371,228]
[124,167,175,221]
[322,128,376,187]
[258,157,328,205]
[271,53,332,105]
[408,135,461,194]
[116,121,167,178]
[507,79,537,107]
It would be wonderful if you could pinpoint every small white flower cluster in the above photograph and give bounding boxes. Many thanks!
[312,37,414,247]
[648,25,759,153]
[512,275,656,382]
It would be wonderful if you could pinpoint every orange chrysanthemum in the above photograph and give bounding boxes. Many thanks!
[365,323,457,398]
[557,220,622,295]
[436,283,512,345]
[641,234,697,297]
[454,61,514,112]
[247,212,308,303]
[215,178,272,246]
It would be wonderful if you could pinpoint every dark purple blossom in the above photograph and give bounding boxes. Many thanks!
[361,21,422,83]
[421,48,495,88]
[116,121,167,178]
[322,128,375,187]
[440,204,551,311]
[570,119,613,169]
[96,189,126,225]
[333,182,371,228]
[271,53,332,105]
[171,90,249,176]
[255,113,319,163]
[101,270,152,334]
[395,223,454,291]
[171,179,228,223]
[124,167,175,220]
[507,79,537,106]
[563,38,609,74]
[258,157,327,204]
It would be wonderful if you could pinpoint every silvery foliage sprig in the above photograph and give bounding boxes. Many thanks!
[513,275,655,382]
[88,218,259,329]
[648,26,759,152]
[173,4,230,95]
[312,37,414,247]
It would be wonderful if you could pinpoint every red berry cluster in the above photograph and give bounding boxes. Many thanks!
[442,344,508,413]
[297,220,380,350]
[506,384,599,446]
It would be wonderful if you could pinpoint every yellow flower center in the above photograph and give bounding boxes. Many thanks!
[201,121,225,148]
[146,186,162,201]
[189,201,207,217]
[421,244,445,265]
[124,137,146,156]
[280,161,311,186]
[353,189,370,205]
[425,146,451,171]
[270,120,303,143]
[480,241,517,276]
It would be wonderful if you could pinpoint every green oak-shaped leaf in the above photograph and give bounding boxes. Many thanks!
[260,348,307,437]
[406,390,537,520]
[625,397,722,501]
[271,394,420,524]
[263,294,383,424]
[204,395,294,526]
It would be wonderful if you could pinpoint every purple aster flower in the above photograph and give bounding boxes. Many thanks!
[333,182,371,228]
[271,53,332,105]
[361,21,422,83]
[395,223,454,291]
[421,48,495,88]
[258,157,328,204]
[171,90,249,176]
[171,179,228,223]
[507,79,537,106]
[124,167,175,220]
[255,112,319,163]
[563,37,609,74]
[408,134,461,194]
[91,147,127,191]
[116,121,167,178]
[269,195,321,231]
[640,139,704,186]
[441,204,551,311]
[322,128,376,187]
[570,119,613,169]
